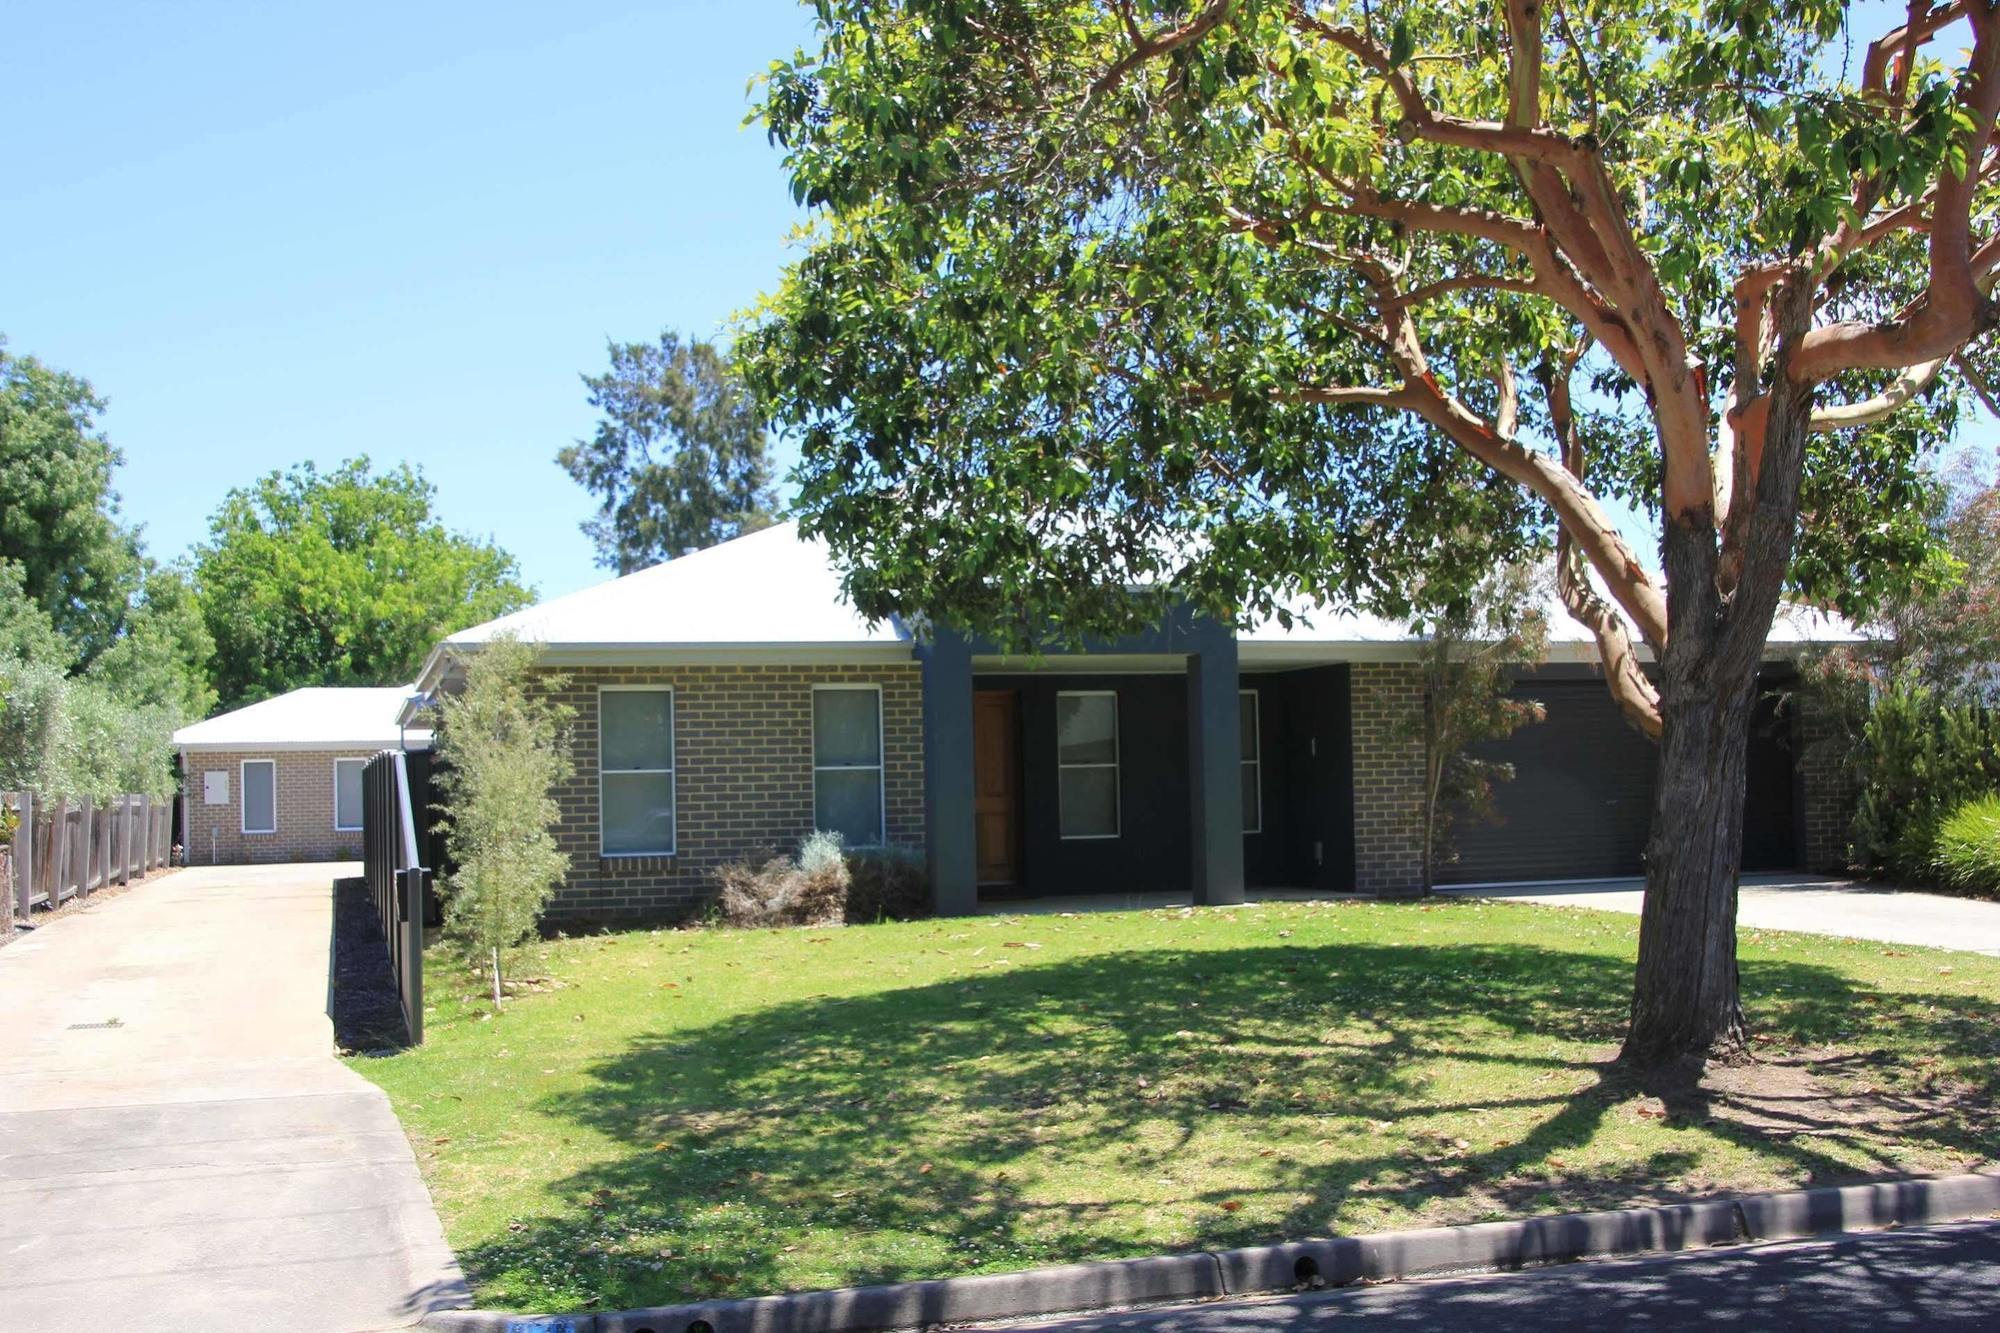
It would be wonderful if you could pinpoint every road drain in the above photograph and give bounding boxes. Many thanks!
[66,1019,123,1030]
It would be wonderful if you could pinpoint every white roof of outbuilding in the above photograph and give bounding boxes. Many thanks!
[173,686,431,753]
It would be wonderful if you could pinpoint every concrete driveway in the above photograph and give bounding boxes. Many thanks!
[1443,872,2000,956]
[0,862,465,1332]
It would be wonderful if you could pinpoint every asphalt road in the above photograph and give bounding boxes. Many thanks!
[1003,1221,2000,1331]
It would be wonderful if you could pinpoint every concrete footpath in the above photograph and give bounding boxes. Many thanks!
[0,862,465,1332]
[1443,872,2000,956]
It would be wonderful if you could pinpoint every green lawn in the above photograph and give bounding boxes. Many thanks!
[353,898,2000,1312]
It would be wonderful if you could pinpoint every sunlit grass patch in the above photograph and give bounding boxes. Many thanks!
[354,897,2000,1311]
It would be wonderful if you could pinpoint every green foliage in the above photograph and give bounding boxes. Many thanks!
[558,332,780,575]
[0,339,142,661]
[193,458,533,707]
[0,560,69,668]
[1849,682,2000,884]
[0,655,177,799]
[1934,794,2000,900]
[740,1,1973,644]
[0,656,74,795]
[1406,563,1549,890]
[85,564,217,721]
[435,634,575,989]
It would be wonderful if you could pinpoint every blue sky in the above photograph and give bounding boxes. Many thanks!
[2,2,1986,606]
[2,1,817,600]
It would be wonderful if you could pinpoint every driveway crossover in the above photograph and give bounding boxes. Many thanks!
[0,862,464,1332]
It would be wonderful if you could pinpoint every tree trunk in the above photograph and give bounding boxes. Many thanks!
[1623,663,1758,1065]
[1623,351,1814,1066]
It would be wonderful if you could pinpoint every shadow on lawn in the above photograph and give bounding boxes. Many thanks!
[458,936,2000,1308]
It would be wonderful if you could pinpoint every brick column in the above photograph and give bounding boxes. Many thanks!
[1796,692,1855,874]
[1349,662,1427,898]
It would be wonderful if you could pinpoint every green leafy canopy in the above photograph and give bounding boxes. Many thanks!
[741,1,1993,648]
[192,458,534,708]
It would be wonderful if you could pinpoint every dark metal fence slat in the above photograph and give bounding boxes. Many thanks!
[361,751,428,1044]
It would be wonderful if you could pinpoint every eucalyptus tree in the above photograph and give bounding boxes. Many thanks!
[743,0,2000,1066]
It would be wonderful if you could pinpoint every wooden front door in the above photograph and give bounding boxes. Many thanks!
[973,690,1021,887]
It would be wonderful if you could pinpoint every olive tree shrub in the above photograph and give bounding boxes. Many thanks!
[435,633,575,1007]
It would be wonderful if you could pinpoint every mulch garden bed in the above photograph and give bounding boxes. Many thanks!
[331,875,412,1051]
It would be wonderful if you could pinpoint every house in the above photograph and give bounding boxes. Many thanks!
[173,686,431,865]
[405,522,1852,922]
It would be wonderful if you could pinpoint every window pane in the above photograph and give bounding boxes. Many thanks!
[601,690,673,771]
[602,771,676,854]
[335,760,365,830]
[813,689,881,767]
[814,768,883,846]
[1241,761,1261,833]
[243,763,275,833]
[1239,693,1259,761]
[1056,694,1117,765]
[1060,766,1118,838]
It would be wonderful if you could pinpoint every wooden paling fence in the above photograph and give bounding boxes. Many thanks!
[3,791,174,924]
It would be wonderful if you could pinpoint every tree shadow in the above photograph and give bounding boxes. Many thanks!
[452,938,2000,1310]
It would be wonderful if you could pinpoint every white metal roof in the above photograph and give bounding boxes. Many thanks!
[173,685,432,753]
[438,521,911,658]
[409,522,1860,693]
[1239,588,1861,665]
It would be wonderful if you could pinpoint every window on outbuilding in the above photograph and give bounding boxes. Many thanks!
[334,758,366,832]
[599,687,676,856]
[1240,690,1262,834]
[813,685,884,846]
[1057,691,1119,839]
[242,759,276,835]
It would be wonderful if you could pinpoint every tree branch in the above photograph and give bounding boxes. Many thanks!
[1796,5,2000,381]
[1092,0,1236,97]
[1537,353,1663,739]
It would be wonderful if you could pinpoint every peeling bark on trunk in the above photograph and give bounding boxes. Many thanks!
[1624,635,1757,1065]
[1623,297,1816,1068]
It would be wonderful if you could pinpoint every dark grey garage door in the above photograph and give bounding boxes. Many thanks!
[1436,676,1799,884]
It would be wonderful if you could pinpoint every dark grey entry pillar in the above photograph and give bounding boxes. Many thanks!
[919,628,979,916]
[1186,625,1246,905]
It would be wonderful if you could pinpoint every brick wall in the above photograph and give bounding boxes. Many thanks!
[1796,692,1855,873]
[533,663,925,922]
[1348,662,1428,898]
[182,748,379,865]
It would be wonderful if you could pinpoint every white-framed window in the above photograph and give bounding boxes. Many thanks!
[1056,690,1120,839]
[333,757,367,832]
[241,759,276,835]
[1240,689,1262,835]
[813,684,884,846]
[599,686,676,857]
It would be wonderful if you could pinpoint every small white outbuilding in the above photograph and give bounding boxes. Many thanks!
[172,686,431,866]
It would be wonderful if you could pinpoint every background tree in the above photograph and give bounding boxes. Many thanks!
[192,458,533,707]
[1878,472,2000,695]
[0,338,213,797]
[1407,563,1549,893]
[558,331,780,573]
[0,338,143,662]
[746,1,2000,1066]
[433,633,575,1008]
